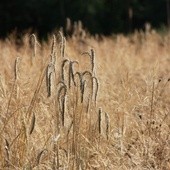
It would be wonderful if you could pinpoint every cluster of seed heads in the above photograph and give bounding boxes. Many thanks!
[31,32,107,139]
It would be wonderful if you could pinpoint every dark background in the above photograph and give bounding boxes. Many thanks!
[0,0,170,38]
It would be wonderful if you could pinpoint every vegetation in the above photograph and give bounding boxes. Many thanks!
[0,0,169,37]
[0,25,170,169]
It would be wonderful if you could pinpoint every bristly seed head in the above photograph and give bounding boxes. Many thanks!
[14,57,20,80]
[98,107,102,134]
[46,63,55,97]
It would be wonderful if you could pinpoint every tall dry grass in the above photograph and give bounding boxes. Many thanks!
[0,27,170,169]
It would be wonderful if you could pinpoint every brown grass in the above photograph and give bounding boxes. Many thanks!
[0,28,170,170]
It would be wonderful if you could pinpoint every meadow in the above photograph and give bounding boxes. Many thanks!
[0,25,170,169]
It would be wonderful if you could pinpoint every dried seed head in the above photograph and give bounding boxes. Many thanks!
[57,83,67,102]
[66,18,71,32]
[92,77,99,103]
[29,112,36,135]
[81,49,95,75]
[57,83,67,126]
[50,53,56,65]
[61,59,70,81]
[30,34,37,58]
[36,149,47,165]
[51,34,56,55]
[105,112,110,140]
[98,108,102,134]
[90,49,95,74]
[48,72,52,97]
[58,31,66,58]
[69,61,78,88]
[14,57,20,80]
[46,63,55,97]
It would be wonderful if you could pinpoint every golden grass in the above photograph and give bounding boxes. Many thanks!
[0,29,170,169]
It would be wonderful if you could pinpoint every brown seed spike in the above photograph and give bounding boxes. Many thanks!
[92,77,99,103]
[30,34,37,58]
[105,112,110,140]
[90,49,95,74]
[57,83,67,127]
[46,63,55,97]
[14,57,20,80]
[29,112,36,135]
[58,31,66,58]
[51,34,56,55]
[98,108,102,134]
[36,149,47,165]
[60,95,66,126]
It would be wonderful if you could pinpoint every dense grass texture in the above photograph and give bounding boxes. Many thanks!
[0,28,170,169]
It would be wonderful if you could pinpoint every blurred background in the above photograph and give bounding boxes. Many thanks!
[0,0,170,38]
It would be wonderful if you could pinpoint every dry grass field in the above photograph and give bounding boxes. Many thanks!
[0,26,170,169]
